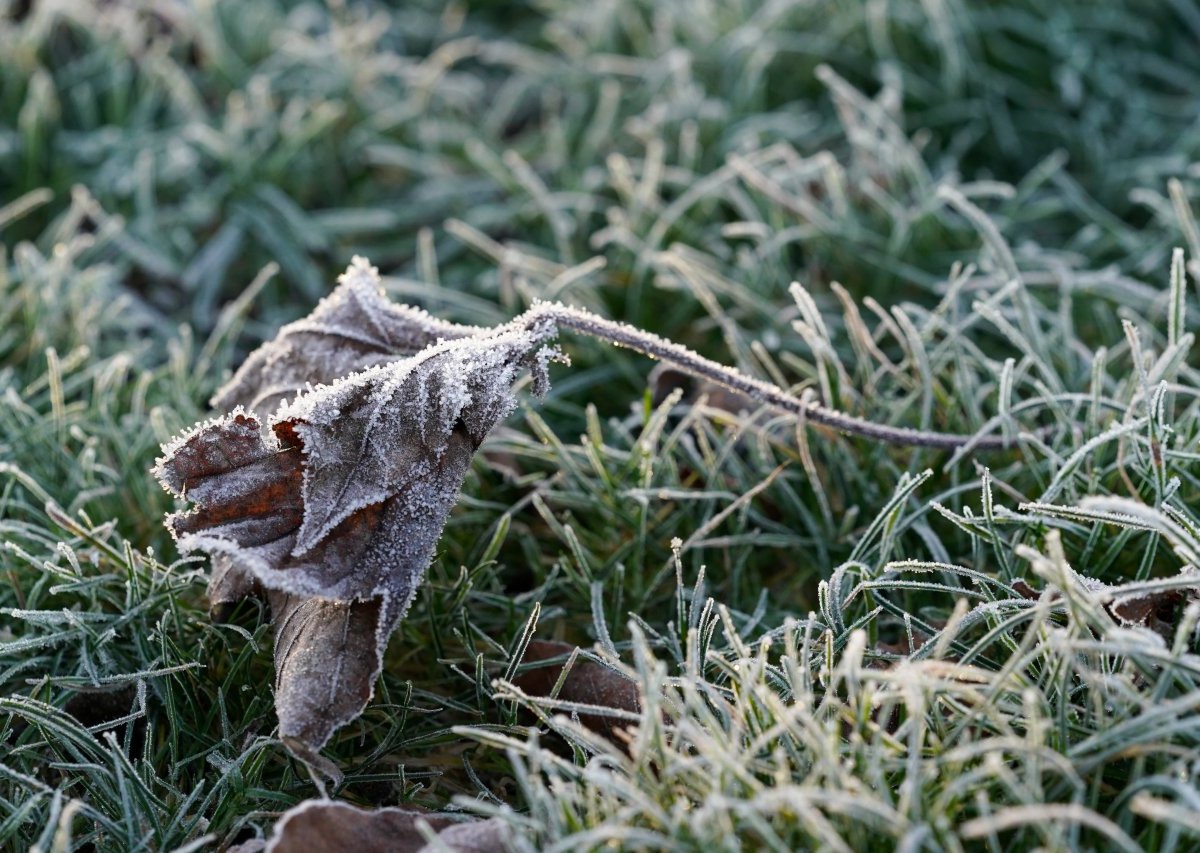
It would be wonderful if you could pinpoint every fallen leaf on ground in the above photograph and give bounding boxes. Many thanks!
[230,799,509,853]
[1106,578,1198,642]
[1010,572,1200,642]
[267,592,387,777]
[1011,579,1039,600]
[512,639,641,741]
[872,632,929,659]
[154,265,561,775]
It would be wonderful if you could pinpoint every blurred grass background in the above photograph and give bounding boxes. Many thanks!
[3,0,1200,849]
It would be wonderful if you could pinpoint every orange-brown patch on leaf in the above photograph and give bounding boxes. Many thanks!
[273,420,304,450]
[171,453,305,536]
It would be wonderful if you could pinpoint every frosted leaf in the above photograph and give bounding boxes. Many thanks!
[202,257,484,620]
[1095,569,1200,642]
[153,318,559,770]
[1016,568,1200,643]
[207,553,260,621]
[212,256,482,417]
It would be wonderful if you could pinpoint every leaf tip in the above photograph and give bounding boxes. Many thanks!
[338,254,381,289]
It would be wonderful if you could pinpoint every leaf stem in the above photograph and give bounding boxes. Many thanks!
[517,302,1026,451]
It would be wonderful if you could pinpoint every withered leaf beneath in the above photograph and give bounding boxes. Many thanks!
[1011,571,1200,643]
[268,592,389,779]
[260,799,510,853]
[513,639,641,742]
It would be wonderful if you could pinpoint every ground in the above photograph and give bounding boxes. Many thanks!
[2,1,1200,850]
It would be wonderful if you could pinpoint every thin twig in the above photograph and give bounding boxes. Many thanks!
[513,301,1026,450]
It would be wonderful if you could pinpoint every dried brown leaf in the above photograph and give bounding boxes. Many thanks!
[207,553,262,622]
[1107,579,1199,642]
[267,592,388,778]
[153,292,560,773]
[872,632,929,659]
[264,799,509,853]
[1011,579,1039,600]
[1014,572,1200,642]
[513,639,641,741]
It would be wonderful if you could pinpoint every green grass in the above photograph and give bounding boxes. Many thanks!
[3,0,1200,849]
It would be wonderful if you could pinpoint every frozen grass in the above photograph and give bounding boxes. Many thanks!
[2,0,1200,849]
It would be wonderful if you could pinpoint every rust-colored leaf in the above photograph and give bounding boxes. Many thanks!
[1012,573,1199,642]
[1011,579,1039,600]
[262,799,509,853]
[201,257,482,622]
[267,592,388,778]
[513,639,641,741]
[873,632,929,659]
[1107,582,1196,642]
